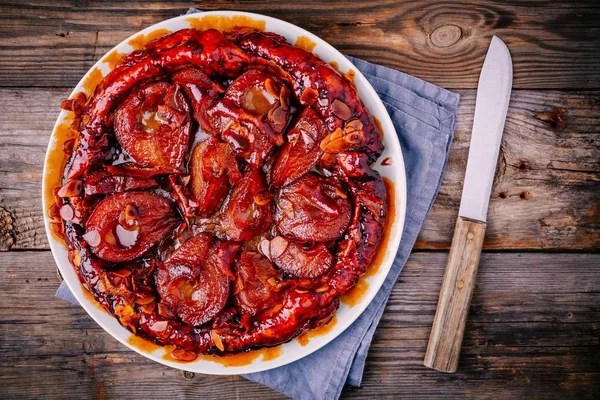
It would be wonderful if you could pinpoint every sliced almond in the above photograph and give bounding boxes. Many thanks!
[114,304,134,317]
[57,180,82,198]
[344,119,363,133]
[279,86,291,111]
[59,204,75,221]
[343,130,364,145]
[171,348,198,362]
[322,137,351,154]
[211,330,225,352]
[72,250,82,267]
[315,285,329,293]
[278,198,295,218]
[264,78,280,97]
[140,302,156,314]
[268,105,287,127]
[259,238,271,259]
[150,320,169,332]
[332,99,351,121]
[158,303,176,319]
[300,87,318,105]
[82,229,101,247]
[269,236,289,259]
[319,152,337,168]
[319,128,343,151]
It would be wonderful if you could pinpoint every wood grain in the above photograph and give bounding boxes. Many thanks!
[0,2,599,398]
[424,217,486,373]
[1,251,598,399]
[0,88,597,251]
[1,1,600,89]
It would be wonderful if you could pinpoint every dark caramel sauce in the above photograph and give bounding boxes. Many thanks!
[297,315,338,346]
[128,28,172,51]
[344,69,356,86]
[44,116,75,243]
[295,35,317,52]
[197,346,282,366]
[340,279,369,308]
[159,345,282,366]
[82,67,104,96]
[260,346,282,361]
[81,283,107,312]
[186,15,266,32]
[342,177,395,306]
[127,334,162,353]
[103,50,124,69]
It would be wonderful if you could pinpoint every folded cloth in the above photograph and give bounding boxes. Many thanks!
[56,14,460,399]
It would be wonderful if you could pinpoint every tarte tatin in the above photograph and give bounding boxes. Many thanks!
[49,27,387,360]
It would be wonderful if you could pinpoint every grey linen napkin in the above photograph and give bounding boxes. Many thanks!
[56,27,459,400]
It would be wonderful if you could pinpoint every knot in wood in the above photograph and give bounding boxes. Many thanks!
[430,25,462,48]
[0,207,15,251]
[183,371,195,380]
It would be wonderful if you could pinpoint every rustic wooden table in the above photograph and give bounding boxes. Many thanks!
[1,1,598,398]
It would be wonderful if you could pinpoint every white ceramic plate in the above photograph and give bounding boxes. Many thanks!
[42,10,407,375]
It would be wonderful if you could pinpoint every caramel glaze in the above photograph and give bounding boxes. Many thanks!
[295,35,317,52]
[160,344,282,366]
[81,282,109,312]
[342,177,396,305]
[127,334,162,353]
[186,15,266,33]
[53,26,388,363]
[128,28,172,50]
[103,50,124,70]
[344,69,356,86]
[44,115,76,244]
[82,67,104,96]
[296,315,338,346]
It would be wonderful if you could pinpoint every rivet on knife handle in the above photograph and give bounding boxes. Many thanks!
[423,216,485,372]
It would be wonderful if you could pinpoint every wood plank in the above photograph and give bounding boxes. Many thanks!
[1,1,600,89]
[1,251,598,398]
[0,88,597,251]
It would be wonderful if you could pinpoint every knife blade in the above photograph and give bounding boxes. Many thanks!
[459,36,513,222]
[424,36,512,373]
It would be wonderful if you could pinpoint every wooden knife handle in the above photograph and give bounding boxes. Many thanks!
[424,216,486,373]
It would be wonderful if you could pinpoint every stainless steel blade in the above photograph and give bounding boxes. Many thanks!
[458,36,513,223]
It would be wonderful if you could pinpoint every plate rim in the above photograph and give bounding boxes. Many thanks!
[42,9,408,375]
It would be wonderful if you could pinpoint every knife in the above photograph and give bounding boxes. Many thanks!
[423,36,513,373]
